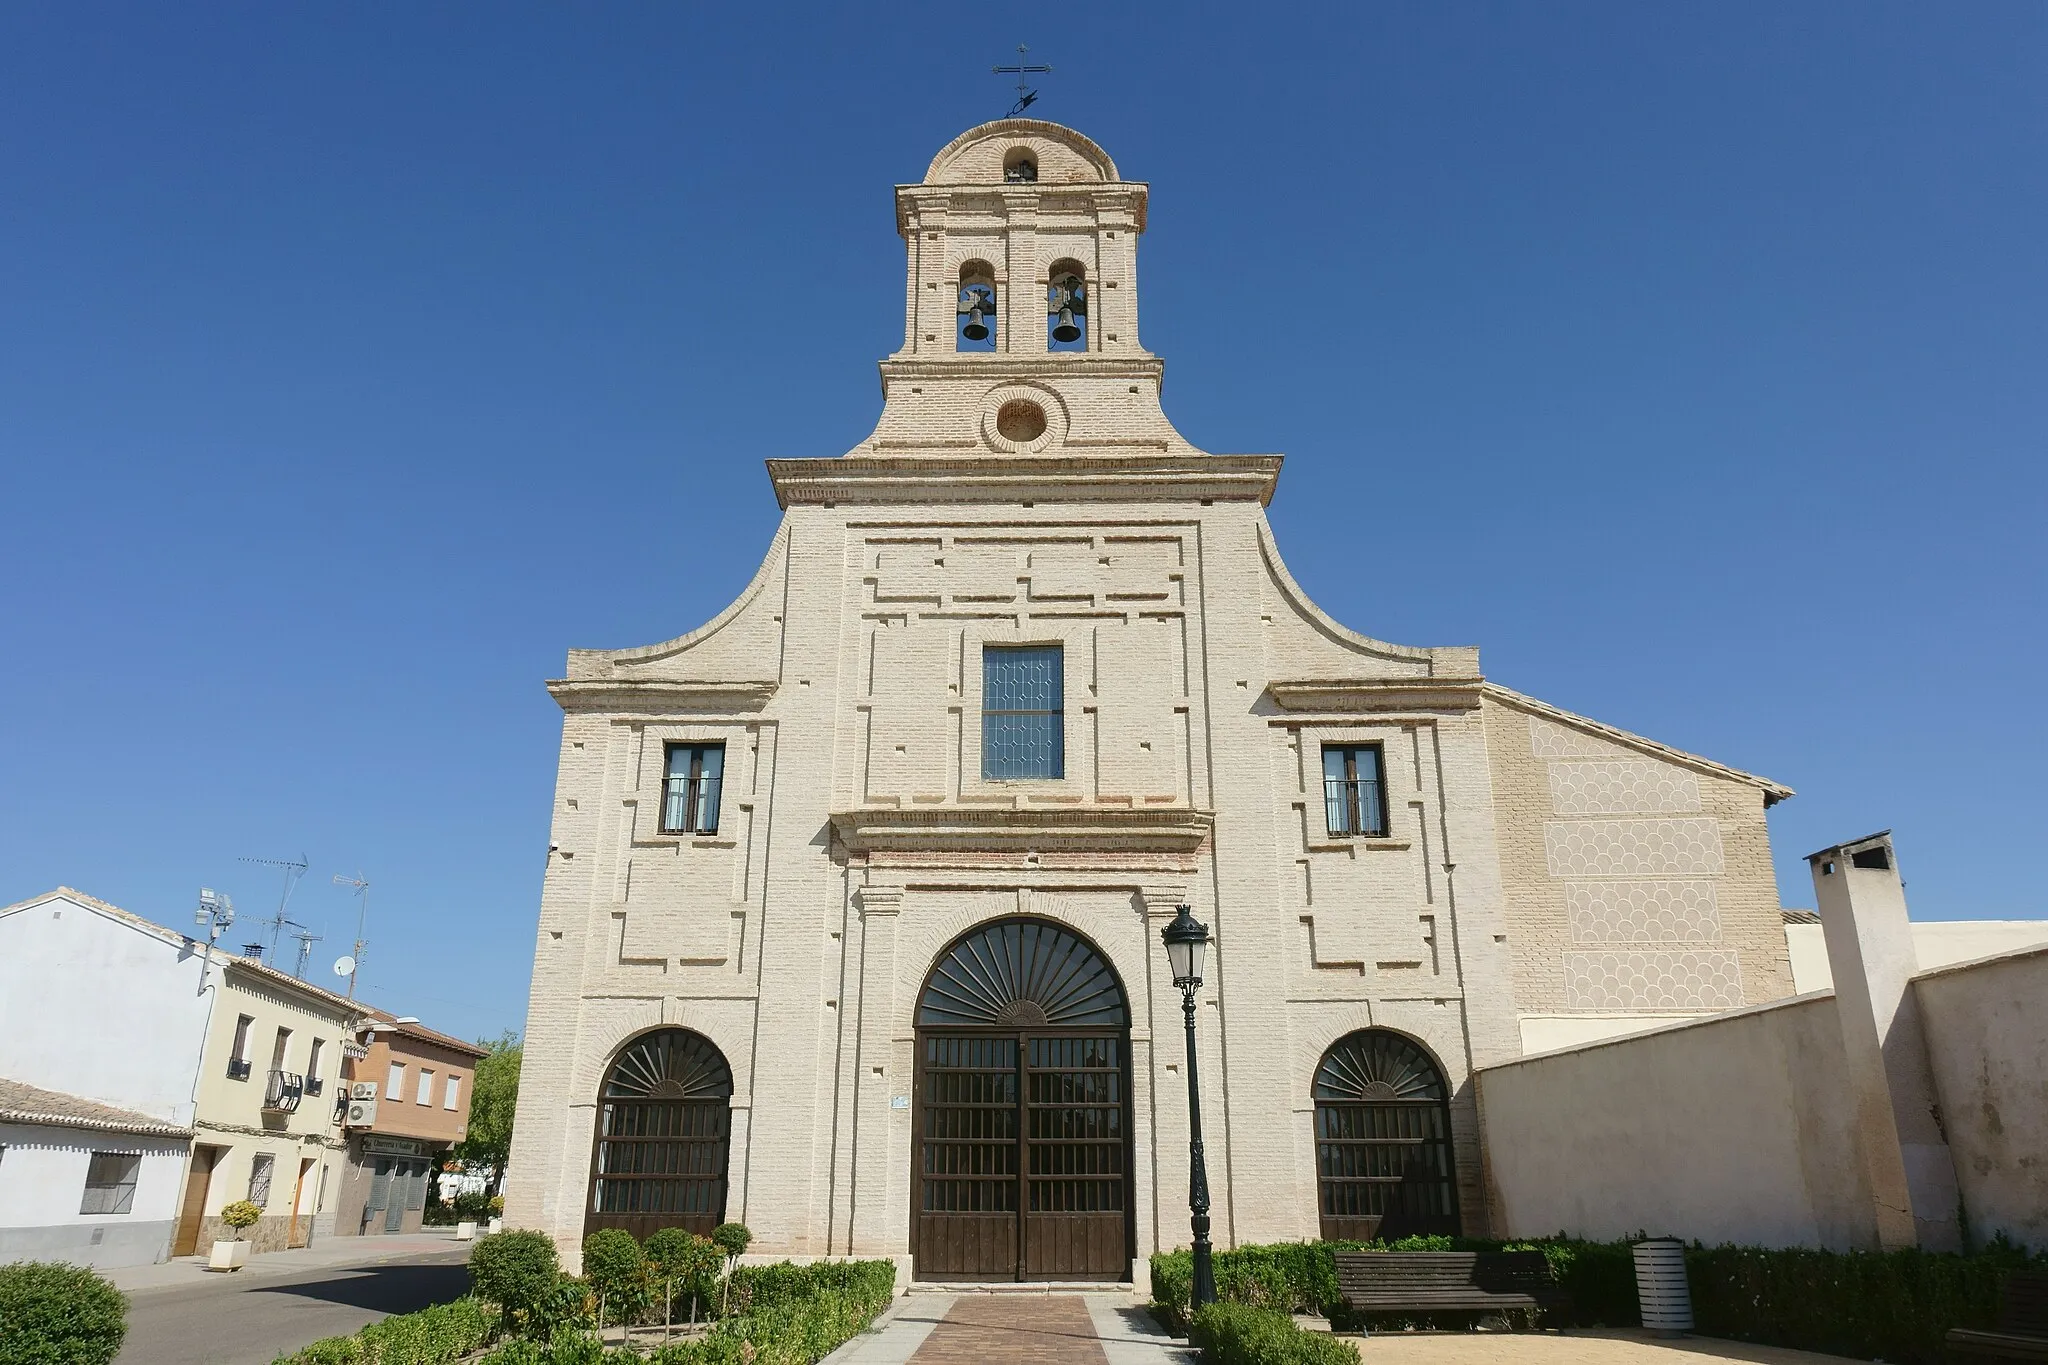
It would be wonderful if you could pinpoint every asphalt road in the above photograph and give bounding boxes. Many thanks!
[116,1248,473,1365]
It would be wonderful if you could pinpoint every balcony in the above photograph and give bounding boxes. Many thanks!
[262,1069,305,1114]
[226,1058,252,1082]
[305,1076,325,1097]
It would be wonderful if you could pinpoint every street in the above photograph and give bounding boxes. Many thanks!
[111,1233,473,1365]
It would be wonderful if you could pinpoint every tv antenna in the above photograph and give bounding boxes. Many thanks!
[287,925,324,979]
[993,44,1051,116]
[239,854,309,965]
[332,871,370,998]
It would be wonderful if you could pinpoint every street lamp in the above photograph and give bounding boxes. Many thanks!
[1160,903,1216,1309]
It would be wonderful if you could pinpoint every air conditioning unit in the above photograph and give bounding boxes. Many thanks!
[345,1098,379,1127]
[349,1081,378,1101]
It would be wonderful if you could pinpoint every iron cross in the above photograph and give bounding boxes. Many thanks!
[993,44,1051,115]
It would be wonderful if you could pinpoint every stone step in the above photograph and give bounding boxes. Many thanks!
[907,1281,1135,1294]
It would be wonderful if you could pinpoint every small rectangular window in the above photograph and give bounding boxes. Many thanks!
[247,1152,275,1207]
[660,743,726,834]
[1322,745,1387,837]
[80,1152,141,1216]
[228,1015,254,1080]
[387,1061,405,1102]
[306,1038,324,1081]
[982,645,1064,779]
[270,1027,291,1070]
[416,1069,434,1105]
[444,1074,462,1111]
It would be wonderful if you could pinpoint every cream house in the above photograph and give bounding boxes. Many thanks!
[176,954,355,1255]
[506,118,1797,1283]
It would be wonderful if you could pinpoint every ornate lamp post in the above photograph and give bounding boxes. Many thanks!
[1160,903,1216,1309]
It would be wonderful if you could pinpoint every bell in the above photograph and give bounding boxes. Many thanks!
[962,306,989,342]
[1051,307,1081,344]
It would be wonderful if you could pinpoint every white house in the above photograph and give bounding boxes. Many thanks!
[0,888,211,1267]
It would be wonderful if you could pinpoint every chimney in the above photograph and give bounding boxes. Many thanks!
[1808,831,1961,1250]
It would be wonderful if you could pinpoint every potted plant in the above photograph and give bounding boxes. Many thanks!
[209,1200,262,1271]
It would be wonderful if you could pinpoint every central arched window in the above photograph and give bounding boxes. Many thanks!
[586,1029,732,1240]
[1312,1029,1458,1240]
[957,261,997,351]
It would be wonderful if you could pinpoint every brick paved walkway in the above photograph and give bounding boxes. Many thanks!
[909,1296,1109,1365]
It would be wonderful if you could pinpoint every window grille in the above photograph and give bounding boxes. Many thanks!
[80,1152,141,1216]
[1322,745,1387,837]
[660,743,726,834]
[247,1152,275,1207]
[983,646,1064,779]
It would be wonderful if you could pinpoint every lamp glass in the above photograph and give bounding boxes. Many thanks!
[1161,906,1210,987]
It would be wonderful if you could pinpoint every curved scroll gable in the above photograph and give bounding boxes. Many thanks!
[561,519,790,684]
[1257,518,1470,678]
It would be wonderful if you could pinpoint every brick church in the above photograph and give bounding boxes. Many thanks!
[505,117,1795,1283]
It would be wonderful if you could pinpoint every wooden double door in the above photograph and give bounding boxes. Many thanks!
[914,1027,1131,1282]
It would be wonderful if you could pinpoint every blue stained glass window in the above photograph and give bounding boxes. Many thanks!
[982,646,1064,779]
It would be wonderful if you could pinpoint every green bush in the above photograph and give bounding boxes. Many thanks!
[1687,1240,2042,1365]
[1189,1303,1358,1365]
[221,1199,263,1231]
[426,1191,499,1226]
[578,1229,648,1326]
[521,1276,596,1342]
[638,1258,896,1365]
[470,1231,561,1321]
[269,1294,496,1364]
[0,1261,128,1365]
[644,1229,722,1318]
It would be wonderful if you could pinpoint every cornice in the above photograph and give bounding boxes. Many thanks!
[879,355,1164,382]
[547,679,779,715]
[830,805,1213,857]
[1266,678,1486,713]
[768,454,1280,509]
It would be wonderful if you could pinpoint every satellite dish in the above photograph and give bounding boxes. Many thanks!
[333,955,356,978]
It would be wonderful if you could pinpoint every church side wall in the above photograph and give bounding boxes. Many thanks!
[1481,695,1792,1053]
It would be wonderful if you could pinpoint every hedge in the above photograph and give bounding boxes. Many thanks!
[1151,1236,2046,1364]
[1188,1303,1358,1365]
[0,1261,129,1365]
[269,1295,495,1364]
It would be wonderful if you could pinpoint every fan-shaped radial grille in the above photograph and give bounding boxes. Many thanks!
[1313,1030,1446,1103]
[918,919,1127,1029]
[603,1029,734,1101]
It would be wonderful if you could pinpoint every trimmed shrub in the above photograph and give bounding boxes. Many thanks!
[1687,1240,2041,1365]
[578,1229,648,1326]
[470,1230,561,1321]
[0,1261,128,1365]
[268,1295,495,1364]
[644,1230,723,1321]
[221,1199,263,1231]
[522,1276,597,1342]
[640,1258,896,1365]
[1189,1303,1358,1365]
[724,1258,897,1316]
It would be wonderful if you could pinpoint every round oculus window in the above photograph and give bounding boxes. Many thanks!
[995,399,1048,444]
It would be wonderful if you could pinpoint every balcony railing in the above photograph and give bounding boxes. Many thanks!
[1323,776,1387,838]
[263,1069,305,1114]
[226,1058,252,1082]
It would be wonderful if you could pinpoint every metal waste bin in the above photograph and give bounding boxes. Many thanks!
[1632,1238,1693,1335]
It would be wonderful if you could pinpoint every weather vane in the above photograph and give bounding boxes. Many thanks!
[993,44,1051,116]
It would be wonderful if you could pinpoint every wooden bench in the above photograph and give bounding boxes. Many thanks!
[1948,1269,2048,1361]
[1331,1251,1562,1328]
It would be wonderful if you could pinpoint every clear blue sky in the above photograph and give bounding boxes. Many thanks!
[4,4,2043,1044]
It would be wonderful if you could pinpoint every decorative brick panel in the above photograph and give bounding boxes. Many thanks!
[1564,951,1745,1010]
[1544,819,1725,878]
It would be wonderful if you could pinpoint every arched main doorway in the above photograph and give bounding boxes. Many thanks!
[1312,1029,1459,1241]
[585,1028,733,1241]
[913,917,1132,1282]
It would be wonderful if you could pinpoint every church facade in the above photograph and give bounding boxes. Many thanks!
[505,118,1795,1282]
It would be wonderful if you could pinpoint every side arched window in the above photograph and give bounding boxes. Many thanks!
[1312,1029,1458,1240]
[1046,260,1087,352]
[958,261,997,351]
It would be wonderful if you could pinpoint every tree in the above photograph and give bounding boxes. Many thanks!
[453,1031,522,1197]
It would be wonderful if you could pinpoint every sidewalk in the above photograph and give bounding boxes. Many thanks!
[108,1227,469,1295]
[827,1293,1195,1365]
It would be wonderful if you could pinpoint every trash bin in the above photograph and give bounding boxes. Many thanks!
[1632,1239,1693,1336]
